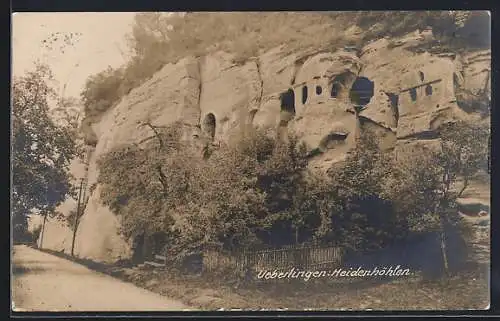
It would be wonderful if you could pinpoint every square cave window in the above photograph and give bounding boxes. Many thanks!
[280,89,296,115]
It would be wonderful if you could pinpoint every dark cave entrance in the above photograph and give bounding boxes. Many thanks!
[409,88,417,102]
[419,71,425,82]
[425,85,433,96]
[330,72,356,99]
[279,89,296,141]
[203,113,216,140]
[319,132,349,150]
[350,77,374,107]
[331,83,341,98]
[302,86,308,104]
[280,89,296,115]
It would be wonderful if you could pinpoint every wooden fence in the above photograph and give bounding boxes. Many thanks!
[203,244,343,274]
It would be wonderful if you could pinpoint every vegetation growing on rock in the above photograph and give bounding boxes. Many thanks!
[96,118,489,273]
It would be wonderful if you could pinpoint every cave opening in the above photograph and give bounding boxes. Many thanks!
[280,89,296,115]
[419,71,425,82]
[316,85,322,95]
[330,73,353,98]
[319,132,349,150]
[425,85,433,96]
[350,77,374,107]
[409,88,417,102]
[331,83,341,98]
[202,113,216,140]
[386,92,400,126]
[302,86,308,104]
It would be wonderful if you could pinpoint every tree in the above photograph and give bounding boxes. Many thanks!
[317,130,405,252]
[389,149,457,273]
[385,120,489,274]
[12,63,79,243]
[439,121,490,198]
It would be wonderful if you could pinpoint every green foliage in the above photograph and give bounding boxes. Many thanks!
[385,150,445,233]
[97,118,488,261]
[439,120,490,195]
[80,67,125,122]
[351,10,489,48]
[97,126,316,257]
[315,132,406,251]
[384,120,489,235]
[12,63,79,241]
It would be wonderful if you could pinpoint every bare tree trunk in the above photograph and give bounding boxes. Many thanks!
[439,170,452,275]
[354,110,361,143]
[71,179,84,257]
[156,165,169,196]
[440,218,449,274]
[39,214,48,249]
[144,122,164,149]
[457,175,469,198]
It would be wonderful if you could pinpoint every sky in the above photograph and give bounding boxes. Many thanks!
[12,12,136,98]
[13,13,137,222]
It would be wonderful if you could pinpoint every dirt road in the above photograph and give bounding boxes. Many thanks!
[11,245,190,312]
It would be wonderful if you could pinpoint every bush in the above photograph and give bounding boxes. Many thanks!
[97,125,319,256]
[314,131,409,252]
[97,119,487,274]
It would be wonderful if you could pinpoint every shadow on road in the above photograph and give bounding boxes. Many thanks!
[12,246,126,278]
[12,265,29,276]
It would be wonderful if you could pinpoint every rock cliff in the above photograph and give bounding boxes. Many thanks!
[39,29,490,263]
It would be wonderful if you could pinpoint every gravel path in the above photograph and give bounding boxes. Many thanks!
[11,245,190,312]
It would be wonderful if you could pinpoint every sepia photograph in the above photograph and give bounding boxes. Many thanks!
[11,11,491,312]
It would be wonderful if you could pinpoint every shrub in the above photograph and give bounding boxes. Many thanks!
[314,131,408,252]
[97,125,317,256]
[97,120,487,274]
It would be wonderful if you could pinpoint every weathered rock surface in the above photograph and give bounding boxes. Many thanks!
[73,185,132,263]
[40,28,490,263]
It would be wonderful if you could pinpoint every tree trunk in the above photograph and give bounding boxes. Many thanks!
[39,214,47,249]
[457,175,469,198]
[144,122,164,149]
[439,168,451,275]
[354,110,361,142]
[156,165,169,196]
[440,225,449,274]
[71,179,84,257]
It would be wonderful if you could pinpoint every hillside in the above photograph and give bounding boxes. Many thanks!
[35,12,491,264]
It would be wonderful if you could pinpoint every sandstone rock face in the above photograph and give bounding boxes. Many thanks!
[73,185,132,263]
[36,217,73,253]
[359,34,467,139]
[199,52,262,142]
[40,28,490,263]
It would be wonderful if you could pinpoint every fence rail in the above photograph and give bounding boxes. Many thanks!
[203,245,343,274]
